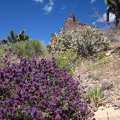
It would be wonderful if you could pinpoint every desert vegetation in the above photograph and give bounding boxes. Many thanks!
[0,25,120,120]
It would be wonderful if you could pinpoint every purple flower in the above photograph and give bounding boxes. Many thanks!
[31,107,39,117]
[29,96,37,100]
[13,103,18,107]
[16,87,21,93]
[4,99,12,107]
[41,116,46,120]
[34,91,39,96]
[45,108,52,113]
[55,113,62,120]
[12,94,20,100]
[19,106,23,111]
[33,118,37,120]
[0,57,93,119]
[26,110,31,116]
[0,108,4,113]
[49,102,56,107]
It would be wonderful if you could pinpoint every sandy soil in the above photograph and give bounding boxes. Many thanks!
[94,107,120,120]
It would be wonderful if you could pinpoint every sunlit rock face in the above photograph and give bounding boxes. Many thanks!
[62,13,88,32]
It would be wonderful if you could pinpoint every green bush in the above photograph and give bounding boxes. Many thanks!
[11,41,26,57]
[11,39,46,58]
[54,49,77,75]
[24,39,45,57]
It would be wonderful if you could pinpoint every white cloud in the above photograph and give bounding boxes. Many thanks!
[43,0,54,14]
[96,13,115,23]
[34,0,44,3]
[90,0,96,4]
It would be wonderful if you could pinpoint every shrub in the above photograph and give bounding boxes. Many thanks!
[11,39,46,58]
[54,49,77,75]
[0,58,93,119]
[11,41,26,58]
[24,39,46,58]
[47,26,110,57]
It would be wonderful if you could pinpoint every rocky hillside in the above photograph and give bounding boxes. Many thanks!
[48,13,120,119]
[73,42,120,119]
[50,13,88,42]
[47,14,110,57]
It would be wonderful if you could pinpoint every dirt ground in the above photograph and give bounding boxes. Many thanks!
[73,42,120,120]
[94,107,120,120]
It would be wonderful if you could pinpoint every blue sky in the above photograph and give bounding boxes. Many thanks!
[0,0,115,45]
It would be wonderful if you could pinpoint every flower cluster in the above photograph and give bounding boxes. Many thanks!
[0,58,93,119]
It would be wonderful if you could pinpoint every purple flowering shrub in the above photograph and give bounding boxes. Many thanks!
[0,58,93,119]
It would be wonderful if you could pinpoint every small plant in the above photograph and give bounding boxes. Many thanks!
[0,57,94,119]
[54,49,77,75]
[91,71,101,81]
[96,51,106,60]
[84,87,104,108]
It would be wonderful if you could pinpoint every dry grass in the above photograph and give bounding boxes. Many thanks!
[74,41,120,104]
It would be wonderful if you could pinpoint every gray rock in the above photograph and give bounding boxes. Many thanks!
[101,81,113,90]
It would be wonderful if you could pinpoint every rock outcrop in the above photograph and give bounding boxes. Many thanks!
[62,13,87,32]
[50,13,88,41]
